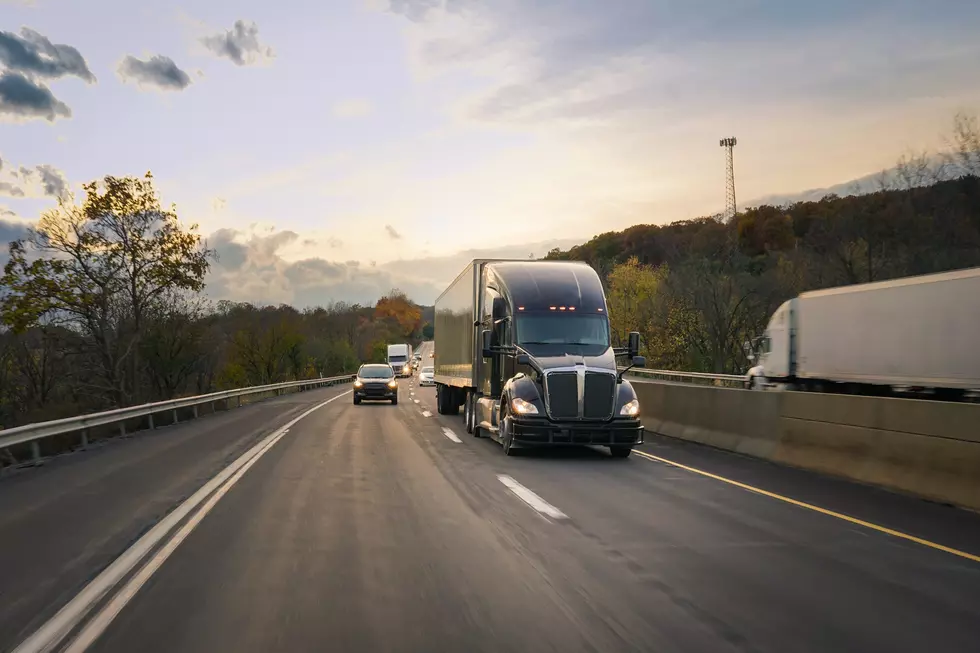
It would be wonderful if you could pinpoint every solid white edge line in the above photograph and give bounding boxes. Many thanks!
[64,426,291,653]
[12,390,351,653]
[497,475,568,520]
[441,427,462,443]
[421,410,432,417]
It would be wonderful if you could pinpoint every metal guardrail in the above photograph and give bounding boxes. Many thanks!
[0,374,355,463]
[620,367,746,388]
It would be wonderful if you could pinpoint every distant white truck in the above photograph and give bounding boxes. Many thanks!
[747,267,980,400]
[387,343,413,377]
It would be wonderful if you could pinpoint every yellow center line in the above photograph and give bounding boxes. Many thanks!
[633,449,980,564]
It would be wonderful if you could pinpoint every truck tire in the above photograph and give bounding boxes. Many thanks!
[353,396,361,405]
[500,409,516,456]
[391,396,398,405]
[609,446,632,459]
[464,393,474,434]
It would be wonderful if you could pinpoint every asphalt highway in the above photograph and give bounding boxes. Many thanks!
[2,360,979,652]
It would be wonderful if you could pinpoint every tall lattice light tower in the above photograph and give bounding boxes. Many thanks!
[719,137,737,221]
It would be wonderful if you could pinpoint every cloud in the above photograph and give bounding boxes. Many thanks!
[204,228,442,307]
[0,27,96,82]
[200,20,274,67]
[0,215,29,260]
[0,71,71,121]
[384,224,402,239]
[34,163,67,198]
[332,98,373,119]
[117,55,192,91]
[0,181,25,197]
[202,228,588,307]
[0,158,68,198]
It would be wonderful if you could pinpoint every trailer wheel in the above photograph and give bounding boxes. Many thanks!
[464,393,474,434]
[436,384,448,414]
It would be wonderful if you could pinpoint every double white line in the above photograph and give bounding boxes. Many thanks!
[14,391,351,653]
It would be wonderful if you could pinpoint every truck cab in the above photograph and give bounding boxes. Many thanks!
[746,299,795,390]
[437,260,646,458]
[387,343,413,378]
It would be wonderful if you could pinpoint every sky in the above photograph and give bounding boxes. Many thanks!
[2,0,980,306]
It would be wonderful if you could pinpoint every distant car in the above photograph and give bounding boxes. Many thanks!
[353,364,398,405]
[418,366,435,386]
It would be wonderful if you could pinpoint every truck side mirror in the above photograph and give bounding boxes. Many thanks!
[632,355,646,368]
[481,329,492,358]
[516,354,530,366]
[628,331,640,357]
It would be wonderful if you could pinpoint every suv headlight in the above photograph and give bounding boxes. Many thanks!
[387,380,398,388]
[619,398,639,417]
[510,397,538,415]
[353,380,363,388]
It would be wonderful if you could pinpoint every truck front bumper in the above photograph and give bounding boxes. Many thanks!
[510,418,644,447]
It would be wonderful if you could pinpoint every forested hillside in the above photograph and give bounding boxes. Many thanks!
[547,115,980,374]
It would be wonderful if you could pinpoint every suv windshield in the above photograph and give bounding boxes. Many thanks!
[359,365,394,379]
[515,314,610,347]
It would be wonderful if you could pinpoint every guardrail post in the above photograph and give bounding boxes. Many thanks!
[237,396,241,407]
[172,408,178,424]
[81,429,88,448]
[192,405,198,419]
[31,440,41,464]
[119,422,126,437]
[148,413,155,430]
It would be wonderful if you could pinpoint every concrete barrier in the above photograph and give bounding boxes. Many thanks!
[632,381,980,511]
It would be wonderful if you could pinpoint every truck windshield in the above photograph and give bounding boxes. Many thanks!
[389,355,407,364]
[515,314,610,346]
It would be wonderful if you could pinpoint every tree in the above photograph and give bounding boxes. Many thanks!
[141,292,210,400]
[0,172,215,406]
[374,289,421,337]
[422,322,434,339]
[605,257,664,353]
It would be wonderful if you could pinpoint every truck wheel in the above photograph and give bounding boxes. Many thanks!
[353,396,361,405]
[464,394,474,434]
[501,413,516,456]
[391,396,398,405]
[447,388,460,416]
[609,446,632,459]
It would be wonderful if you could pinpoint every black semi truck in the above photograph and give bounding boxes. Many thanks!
[433,259,646,457]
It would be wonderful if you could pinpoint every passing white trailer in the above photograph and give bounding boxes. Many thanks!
[747,267,980,399]
[387,343,413,377]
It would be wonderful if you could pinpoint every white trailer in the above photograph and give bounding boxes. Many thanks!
[387,343,413,377]
[747,267,980,398]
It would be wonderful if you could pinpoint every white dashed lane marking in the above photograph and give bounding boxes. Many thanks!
[442,427,462,443]
[497,475,568,520]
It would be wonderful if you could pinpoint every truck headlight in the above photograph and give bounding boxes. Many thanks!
[619,399,639,417]
[353,380,363,388]
[388,380,398,389]
[510,397,538,415]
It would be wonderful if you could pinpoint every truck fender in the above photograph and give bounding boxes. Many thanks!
[615,379,639,414]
